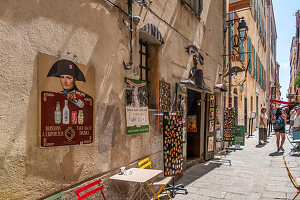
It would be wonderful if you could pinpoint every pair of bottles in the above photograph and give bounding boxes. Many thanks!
[54,100,83,124]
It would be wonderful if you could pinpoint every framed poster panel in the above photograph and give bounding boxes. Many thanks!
[38,53,95,147]
[209,120,214,132]
[209,108,214,120]
[210,95,215,107]
[125,78,149,135]
[208,136,214,152]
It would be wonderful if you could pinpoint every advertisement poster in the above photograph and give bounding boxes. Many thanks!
[233,125,245,146]
[38,53,94,147]
[125,78,149,135]
[187,115,197,132]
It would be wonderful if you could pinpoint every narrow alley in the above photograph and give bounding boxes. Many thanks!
[173,129,300,200]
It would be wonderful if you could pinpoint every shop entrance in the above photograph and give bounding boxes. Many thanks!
[187,89,201,159]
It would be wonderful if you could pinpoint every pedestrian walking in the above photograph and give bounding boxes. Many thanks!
[259,107,268,145]
[273,108,286,152]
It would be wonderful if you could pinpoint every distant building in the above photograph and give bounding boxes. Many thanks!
[288,10,300,102]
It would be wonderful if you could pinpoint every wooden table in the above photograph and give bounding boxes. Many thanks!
[110,168,162,199]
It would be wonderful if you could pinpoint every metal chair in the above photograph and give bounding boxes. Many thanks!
[74,179,106,200]
[286,128,300,155]
[283,156,300,200]
[138,157,173,200]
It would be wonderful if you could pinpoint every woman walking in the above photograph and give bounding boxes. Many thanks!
[259,107,268,145]
[273,108,286,152]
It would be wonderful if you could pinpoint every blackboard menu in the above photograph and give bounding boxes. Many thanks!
[224,108,235,141]
[163,112,183,176]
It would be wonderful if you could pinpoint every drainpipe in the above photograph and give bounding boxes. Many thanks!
[222,0,227,139]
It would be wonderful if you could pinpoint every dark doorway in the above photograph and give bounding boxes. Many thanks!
[244,97,247,134]
[187,89,201,159]
[234,95,238,125]
[204,93,214,161]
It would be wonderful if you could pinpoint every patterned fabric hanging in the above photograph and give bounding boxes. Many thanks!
[163,112,184,176]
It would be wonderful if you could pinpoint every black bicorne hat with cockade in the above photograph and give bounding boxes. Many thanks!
[47,60,86,82]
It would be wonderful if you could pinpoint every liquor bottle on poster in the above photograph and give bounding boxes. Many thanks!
[78,110,84,124]
[63,100,70,124]
[54,101,61,124]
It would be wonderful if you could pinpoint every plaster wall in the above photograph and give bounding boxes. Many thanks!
[0,0,223,199]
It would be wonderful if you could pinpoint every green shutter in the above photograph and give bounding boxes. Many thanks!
[239,32,245,62]
[253,50,256,77]
[230,13,235,53]
[248,37,252,74]
[254,0,257,21]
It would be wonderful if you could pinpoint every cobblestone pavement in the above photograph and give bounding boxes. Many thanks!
[170,128,300,200]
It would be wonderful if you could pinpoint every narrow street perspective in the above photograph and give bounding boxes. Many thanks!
[173,129,300,200]
[0,0,300,200]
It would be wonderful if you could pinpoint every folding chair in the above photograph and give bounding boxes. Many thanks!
[138,157,173,200]
[286,128,300,155]
[283,156,300,200]
[74,179,106,200]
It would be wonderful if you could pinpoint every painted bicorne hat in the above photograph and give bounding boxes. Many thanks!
[47,59,86,82]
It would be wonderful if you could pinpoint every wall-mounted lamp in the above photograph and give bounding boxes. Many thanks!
[237,18,248,42]
[105,0,144,70]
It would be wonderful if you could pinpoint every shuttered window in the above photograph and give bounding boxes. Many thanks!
[247,37,252,74]
[181,0,203,17]
[239,31,245,62]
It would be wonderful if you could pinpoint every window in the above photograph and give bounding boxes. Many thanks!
[181,0,203,17]
[139,40,150,83]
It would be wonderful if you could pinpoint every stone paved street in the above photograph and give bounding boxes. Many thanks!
[171,129,300,200]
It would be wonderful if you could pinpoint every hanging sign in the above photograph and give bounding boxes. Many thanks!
[125,78,149,135]
[38,53,95,147]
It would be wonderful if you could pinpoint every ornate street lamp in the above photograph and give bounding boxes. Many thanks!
[225,16,248,107]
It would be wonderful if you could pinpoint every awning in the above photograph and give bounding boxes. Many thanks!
[270,99,294,105]
[140,24,164,44]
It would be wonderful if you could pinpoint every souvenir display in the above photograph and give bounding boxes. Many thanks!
[224,108,235,141]
[187,115,197,132]
[163,112,183,176]
[125,78,149,135]
[159,81,171,131]
[159,81,171,112]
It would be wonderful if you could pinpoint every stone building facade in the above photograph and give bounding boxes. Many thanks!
[0,0,225,199]
[226,0,271,132]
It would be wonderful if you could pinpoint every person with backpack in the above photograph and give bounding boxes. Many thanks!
[273,108,286,152]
